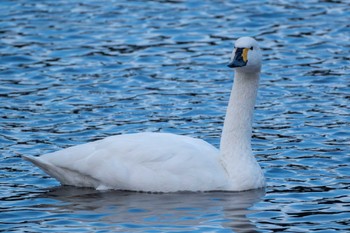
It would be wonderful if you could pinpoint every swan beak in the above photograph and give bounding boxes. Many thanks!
[228,48,248,68]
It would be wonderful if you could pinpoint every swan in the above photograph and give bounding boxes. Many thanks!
[23,37,265,192]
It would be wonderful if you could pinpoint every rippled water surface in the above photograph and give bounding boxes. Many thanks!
[1,0,349,232]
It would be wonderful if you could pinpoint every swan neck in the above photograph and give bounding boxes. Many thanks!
[220,70,260,159]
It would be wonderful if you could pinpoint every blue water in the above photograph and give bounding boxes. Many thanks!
[1,0,349,232]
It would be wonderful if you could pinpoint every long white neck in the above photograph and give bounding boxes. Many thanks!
[219,70,262,190]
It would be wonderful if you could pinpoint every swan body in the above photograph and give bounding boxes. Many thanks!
[23,37,265,192]
[24,133,227,192]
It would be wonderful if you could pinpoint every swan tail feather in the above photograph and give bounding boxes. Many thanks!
[22,155,100,188]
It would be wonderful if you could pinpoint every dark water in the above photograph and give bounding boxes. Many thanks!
[1,0,349,232]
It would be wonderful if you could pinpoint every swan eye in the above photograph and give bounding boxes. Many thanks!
[250,46,254,50]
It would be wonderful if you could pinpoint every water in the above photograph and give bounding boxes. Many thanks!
[1,0,349,232]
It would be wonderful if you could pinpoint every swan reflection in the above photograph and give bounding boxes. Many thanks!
[37,187,265,232]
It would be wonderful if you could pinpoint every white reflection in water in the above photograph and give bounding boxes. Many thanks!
[36,186,265,232]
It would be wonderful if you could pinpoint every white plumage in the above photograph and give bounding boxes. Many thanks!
[24,133,227,192]
[23,37,265,192]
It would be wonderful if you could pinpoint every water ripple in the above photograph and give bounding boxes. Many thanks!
[1,0,349,232]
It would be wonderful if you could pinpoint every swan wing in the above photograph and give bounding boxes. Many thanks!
[24,133,227,192]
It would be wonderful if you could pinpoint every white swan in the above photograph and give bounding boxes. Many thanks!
[23,37,265,192]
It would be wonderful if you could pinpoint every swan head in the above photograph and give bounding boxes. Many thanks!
[228,37,262,73]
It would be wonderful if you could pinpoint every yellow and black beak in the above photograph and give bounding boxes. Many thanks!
[228,48,249,68]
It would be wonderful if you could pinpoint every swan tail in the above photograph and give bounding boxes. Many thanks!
[22,155,100,188]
